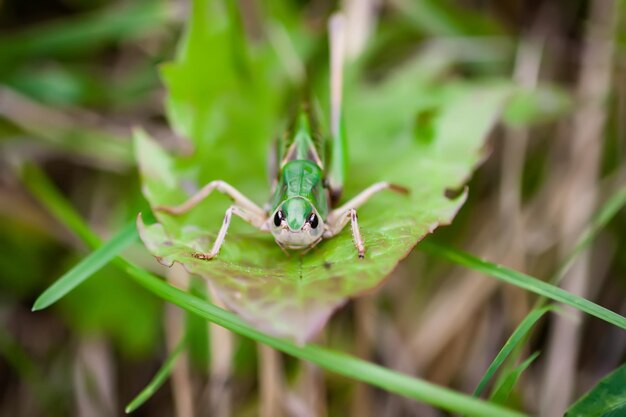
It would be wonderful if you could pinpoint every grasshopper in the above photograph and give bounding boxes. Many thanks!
[156,15,408,260]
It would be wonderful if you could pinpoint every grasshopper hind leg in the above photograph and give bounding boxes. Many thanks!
[155,180,265,218]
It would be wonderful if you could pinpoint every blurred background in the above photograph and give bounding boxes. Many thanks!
[0,0,625,416]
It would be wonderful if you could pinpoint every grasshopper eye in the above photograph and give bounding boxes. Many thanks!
[274,210,284,227]
[307,213,319,229]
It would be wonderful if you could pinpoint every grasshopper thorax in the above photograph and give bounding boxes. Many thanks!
[270,197,324,250]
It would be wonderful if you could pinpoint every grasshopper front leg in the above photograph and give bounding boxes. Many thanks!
[192,205,267,261]
[325,181,409,258]
[324,208,365,258]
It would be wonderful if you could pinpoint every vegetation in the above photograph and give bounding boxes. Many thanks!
[1,0,625,416]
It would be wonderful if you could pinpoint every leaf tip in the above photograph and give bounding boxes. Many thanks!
[31,296,48,312]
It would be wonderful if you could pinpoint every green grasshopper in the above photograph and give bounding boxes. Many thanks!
[156,15,407,259]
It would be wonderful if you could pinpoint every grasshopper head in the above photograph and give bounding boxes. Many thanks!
[270,197,324,250]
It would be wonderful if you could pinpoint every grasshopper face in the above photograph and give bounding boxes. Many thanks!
[270,197,324,250]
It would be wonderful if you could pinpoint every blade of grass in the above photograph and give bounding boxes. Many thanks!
[473,306,554,396]
[125,336,187,413]
[419,240,626,331]
[25,165,529,417]
[472,187,626,398]
[31,220,137,311]
[489,351,540,405]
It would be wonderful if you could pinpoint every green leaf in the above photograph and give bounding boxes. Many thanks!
[420,241,626,331]
[565,364,626,417]
[474,306,555,397]
[125,337,187,413]
[32,221,137,311]
[135,0,513,341]
[489,351,540,405]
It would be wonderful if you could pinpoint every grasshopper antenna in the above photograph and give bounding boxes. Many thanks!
[328,13,347,204]
[329,13,345,141]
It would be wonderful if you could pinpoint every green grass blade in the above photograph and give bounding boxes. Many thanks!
[420,241,626,330]
[32,221,137,311]
[121,261,527,417]
[473,306,555,397]
[489,351,540,405]
[125,337,187,414]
